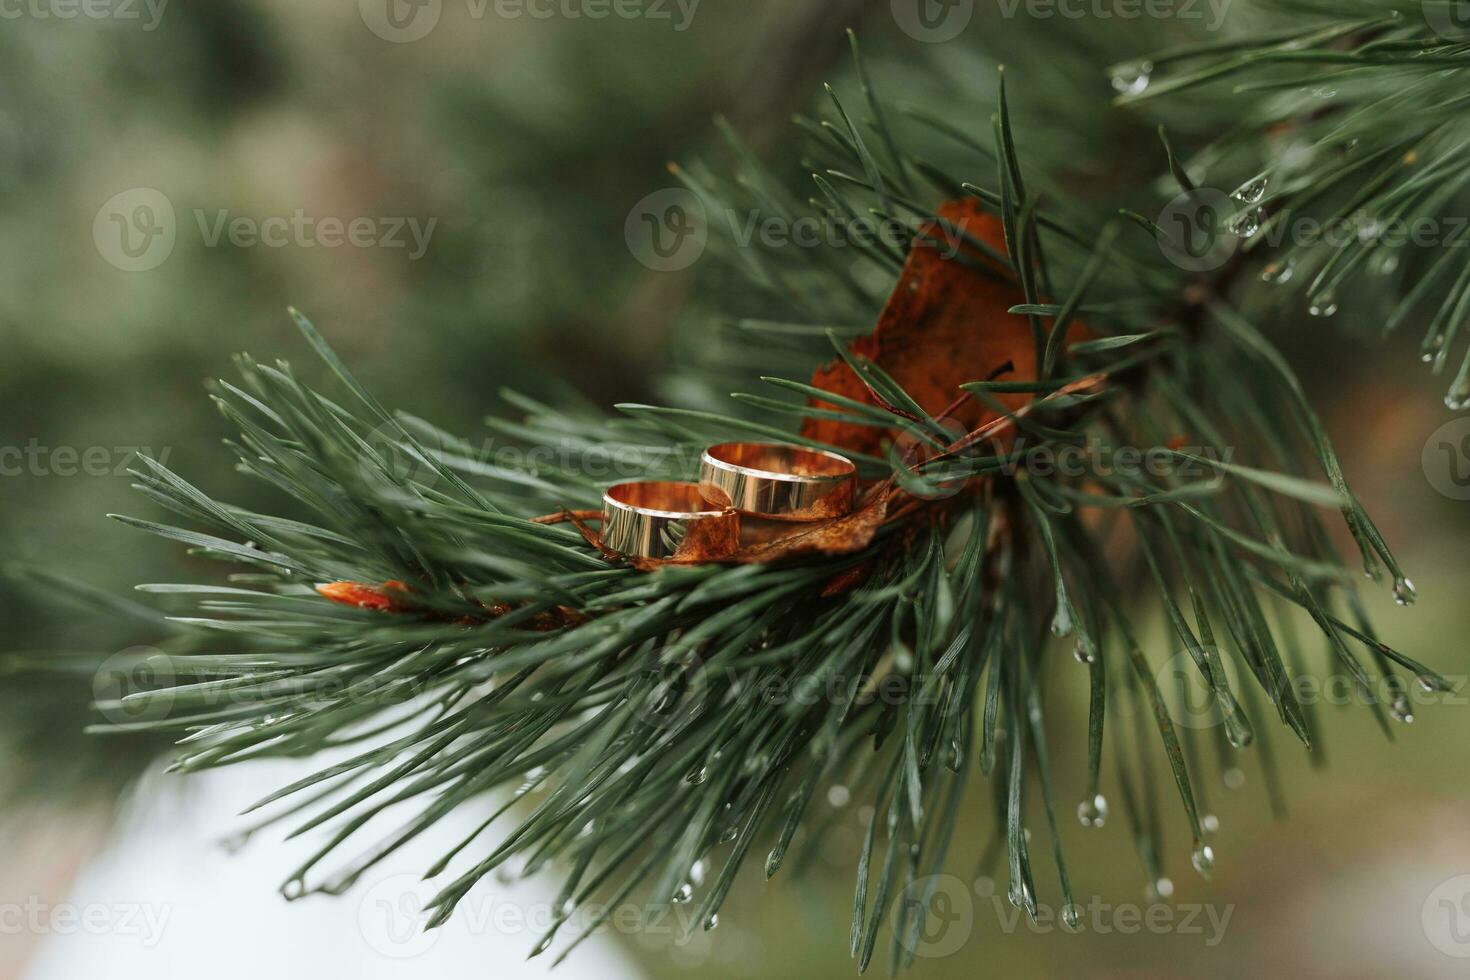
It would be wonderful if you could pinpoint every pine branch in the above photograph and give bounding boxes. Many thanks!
[1120,0,1470,408]
[81,19,1450,970]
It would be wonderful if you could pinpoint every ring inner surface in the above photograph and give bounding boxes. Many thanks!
[706,442,852,480]
[606,480,720,515]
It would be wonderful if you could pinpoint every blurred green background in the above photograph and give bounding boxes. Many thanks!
[3,1,1470,977]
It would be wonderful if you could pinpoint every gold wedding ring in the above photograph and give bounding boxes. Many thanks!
[601,481,740,560]
[699,442,857,521]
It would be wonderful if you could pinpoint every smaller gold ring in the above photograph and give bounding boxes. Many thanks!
[698,442,857,522]
[601,481,741,560]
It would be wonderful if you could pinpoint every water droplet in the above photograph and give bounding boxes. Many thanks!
[1111,61,1153,96]
[1077,794,1108,829]
[894,647,915,672]
[1371,250,1400,276]
[1390,694,1415,724]
[559,898,575,917]
[1313,86,1337,99]
[720,826,739,843]
[1073,640,1096,664]
[704,913,720,931]
[689,859,707,886]
[533,936,553,956]
[1223,767,1246,790]
[495,864,517,885]
[1062,902,1081,929]
[827,784,851,808]
[948,739,964,770]
[1261,258,1295,285]
[1192,842,1215,877]
[685,766,708,785]
[1421,333,1445,363]
[1447,387,1470,412]
[1224,713,1254,749]
[673,883,694,904]
[1052,603,1073,638]
[1393,577,1417,606]
[1308,294,1338,318]
[1006,878,1035,913]
[1227,208,1261,238]
[1418,675,1442,693]
[1145,877,1175,901]
[1201,813,1220,835]
[1232,176,1268,205]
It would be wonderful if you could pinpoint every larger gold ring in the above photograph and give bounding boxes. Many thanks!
[698,442,857,521]
[601,481,741,561]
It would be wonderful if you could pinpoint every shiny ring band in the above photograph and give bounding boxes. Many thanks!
[601,481,741,560]
[698,442,857,522]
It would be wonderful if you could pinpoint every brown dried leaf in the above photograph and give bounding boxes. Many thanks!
[316,580,413,613]
[800,199,1043,457]
[538,490,886,569]
[316,578,582,630]
[728,490,888,564]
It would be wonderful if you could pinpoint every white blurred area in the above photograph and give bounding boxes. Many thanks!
[20,761,647,980]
